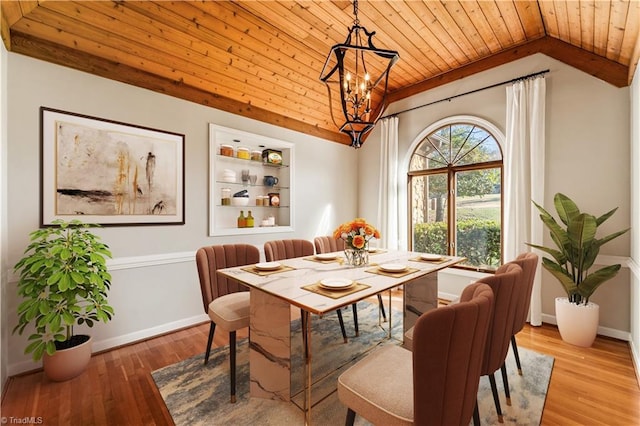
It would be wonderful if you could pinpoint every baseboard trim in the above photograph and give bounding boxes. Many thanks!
[7,313,209,377]
[540,313,631,341]
[91,314,209,353]
[630,338,640,388]
[438,291,460,302]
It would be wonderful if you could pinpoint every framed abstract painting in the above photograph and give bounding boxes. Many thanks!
[40,107,185,226]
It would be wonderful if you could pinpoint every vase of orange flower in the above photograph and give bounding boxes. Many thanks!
[333,218,381,267]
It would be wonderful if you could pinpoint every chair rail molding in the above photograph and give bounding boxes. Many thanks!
[106,251,195,270]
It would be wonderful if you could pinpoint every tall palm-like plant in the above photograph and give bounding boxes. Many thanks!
[527,193,629,305]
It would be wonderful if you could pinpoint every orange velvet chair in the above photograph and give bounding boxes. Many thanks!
[337,281,495,425]
[505,252,539,376]
[476,263,523,422]
[195,244,260,403]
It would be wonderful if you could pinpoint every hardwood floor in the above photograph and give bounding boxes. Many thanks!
[2,298,639,425]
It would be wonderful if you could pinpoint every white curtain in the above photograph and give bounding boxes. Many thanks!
[377,116,399,250]
[504,76,546,326]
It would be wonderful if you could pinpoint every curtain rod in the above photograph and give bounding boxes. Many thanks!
[381,69,550,119]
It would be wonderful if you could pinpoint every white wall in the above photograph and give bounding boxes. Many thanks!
[1,38,8,393]
[630,63,640,383]
[3,53,358,375]
[360,54,632,336]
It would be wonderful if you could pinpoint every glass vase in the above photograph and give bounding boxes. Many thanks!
[344,248,369,267]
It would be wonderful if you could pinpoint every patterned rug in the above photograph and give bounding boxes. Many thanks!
[152,302,554,425]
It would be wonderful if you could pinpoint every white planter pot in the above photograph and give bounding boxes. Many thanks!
[555,297,599,347]
[43,335,93,381]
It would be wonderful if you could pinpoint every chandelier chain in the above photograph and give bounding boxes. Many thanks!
[352,0,359,25]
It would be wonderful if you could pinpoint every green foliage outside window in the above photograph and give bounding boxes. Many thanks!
[414,222,448,254]
[414,219,501,269]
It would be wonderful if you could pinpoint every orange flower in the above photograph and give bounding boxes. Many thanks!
[332,218,381,250]
[364,224,375,236]
[352,235,366,249]
[352,218,366,231]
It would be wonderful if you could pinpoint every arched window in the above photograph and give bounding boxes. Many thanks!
[408,118,503,270]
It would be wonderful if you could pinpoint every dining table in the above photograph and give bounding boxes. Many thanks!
[216,249,465,425]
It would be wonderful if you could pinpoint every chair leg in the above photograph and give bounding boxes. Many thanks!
[204,321,216,365]
[473,401,481,426]
[377,294,387,321]
[337,309,348,343]
[511,335,523,375]
[345,408,356,426]
[351,303,359,336]
[488,373,504,423]
[501,362,511,406]
[229,330,237,403]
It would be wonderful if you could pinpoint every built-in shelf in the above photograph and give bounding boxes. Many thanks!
[209,124,294,236]
[216,153,290,168]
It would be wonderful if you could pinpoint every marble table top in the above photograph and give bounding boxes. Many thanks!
[217,250,465,315]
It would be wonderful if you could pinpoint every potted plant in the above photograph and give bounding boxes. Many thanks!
[13,220,114,381]
[527,193,628,347]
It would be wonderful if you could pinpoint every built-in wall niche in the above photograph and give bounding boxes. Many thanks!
[208,124,295,236]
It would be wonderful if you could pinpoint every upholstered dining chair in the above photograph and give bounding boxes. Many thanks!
[337,281,495,426]
[505,252,539,376]
[313,235,387,336]
[313,235,346,254]
[195,244,260,403]
[489,252,539,407]
[264,238,351,342]
[476,263,523,423]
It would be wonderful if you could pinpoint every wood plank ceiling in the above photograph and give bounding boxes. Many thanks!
[2,1,639,146]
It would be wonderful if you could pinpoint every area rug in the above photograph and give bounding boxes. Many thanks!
[152,302,554,425]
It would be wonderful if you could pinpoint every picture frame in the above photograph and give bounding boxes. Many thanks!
[41,107,185,226]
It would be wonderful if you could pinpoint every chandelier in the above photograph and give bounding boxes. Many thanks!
[320,0,399,149]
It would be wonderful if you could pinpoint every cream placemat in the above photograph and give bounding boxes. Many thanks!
[367,249,387,255]
[409,256,450,264]
[365,266,420,278]
[241,265,296,276]
[302,255,343,264]
[301,282,370,299]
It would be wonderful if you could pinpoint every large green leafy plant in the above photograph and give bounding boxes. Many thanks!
[13,220,114,361]
[528,193,629,305]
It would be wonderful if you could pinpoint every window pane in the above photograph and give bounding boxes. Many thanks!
[454,168,501,268]
[411,173,448,255]
[409,135,448,171]
[409,123,502,171]
[450,125,501,166]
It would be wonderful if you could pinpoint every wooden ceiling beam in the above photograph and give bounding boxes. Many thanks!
[387,36,549,102]
[539,36,628,88]
[388,35,630,104]
[9,31,350,146]
[0,1,37,49]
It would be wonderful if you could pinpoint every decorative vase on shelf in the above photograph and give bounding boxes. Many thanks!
[344,247,369,267]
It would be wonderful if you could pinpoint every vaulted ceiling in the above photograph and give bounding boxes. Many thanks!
[2,1,639,145]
